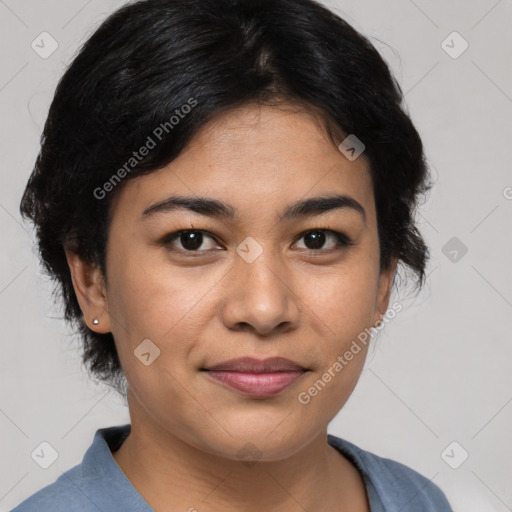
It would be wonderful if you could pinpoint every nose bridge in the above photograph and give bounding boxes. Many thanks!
[220,239,301,335]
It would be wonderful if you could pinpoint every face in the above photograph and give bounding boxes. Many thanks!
[68,103,396,461]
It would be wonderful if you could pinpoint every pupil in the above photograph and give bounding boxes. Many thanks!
[181,231,203,250]
[305,231,325,249]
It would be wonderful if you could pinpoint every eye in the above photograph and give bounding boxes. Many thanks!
[161,230,221,252]
[293,229,353,252]
[159,228,353,255]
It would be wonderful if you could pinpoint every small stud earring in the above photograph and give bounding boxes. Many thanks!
[92,318,99,325]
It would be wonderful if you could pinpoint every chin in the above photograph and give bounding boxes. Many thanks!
[190,416,318,462]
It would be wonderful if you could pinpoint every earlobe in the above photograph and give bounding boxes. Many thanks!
[65,250,111,333]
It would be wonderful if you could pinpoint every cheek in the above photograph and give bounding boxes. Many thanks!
[294,269,376,422]
[294,256,378,400]
[105,248,228,393]
[106,246,217,336]
[105,256,209,430]
[299,259,379,336]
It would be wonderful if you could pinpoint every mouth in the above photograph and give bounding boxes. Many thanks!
[201,357,309,398]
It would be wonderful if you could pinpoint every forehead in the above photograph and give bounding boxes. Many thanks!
[111,103,375,223]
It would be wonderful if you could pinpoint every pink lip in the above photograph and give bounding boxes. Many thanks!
[202,357,308,397]
[205,370,306,397]
[205,356,306,373]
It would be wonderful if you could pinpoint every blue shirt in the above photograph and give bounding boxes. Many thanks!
[11,424,453,511]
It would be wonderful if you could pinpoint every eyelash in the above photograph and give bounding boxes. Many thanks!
[159,228,354,256]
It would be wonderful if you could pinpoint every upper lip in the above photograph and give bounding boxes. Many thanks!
[203,357,306,373]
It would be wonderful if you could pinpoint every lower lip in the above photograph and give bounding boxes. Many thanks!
[204,370,306,397]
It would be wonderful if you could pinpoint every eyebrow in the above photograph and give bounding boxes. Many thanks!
[140,194,366,223]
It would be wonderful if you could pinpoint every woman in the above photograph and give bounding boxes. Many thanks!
[13,0,453,510]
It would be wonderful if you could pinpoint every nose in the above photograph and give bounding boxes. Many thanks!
[220,250,301,336]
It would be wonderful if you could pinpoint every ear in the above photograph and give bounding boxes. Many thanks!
[372,257,398,327]
[65,250,111,333]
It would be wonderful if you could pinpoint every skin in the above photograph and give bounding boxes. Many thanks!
[66,102,397,512]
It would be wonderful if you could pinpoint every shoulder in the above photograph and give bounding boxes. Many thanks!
[10,465,99,512]
[327,435,453,512]
[10,424,134,512]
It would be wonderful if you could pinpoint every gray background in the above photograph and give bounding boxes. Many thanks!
[1,0,511,510]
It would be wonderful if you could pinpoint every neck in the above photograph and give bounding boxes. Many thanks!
[112,398,368,511]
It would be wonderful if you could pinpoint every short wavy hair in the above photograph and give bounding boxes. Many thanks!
[20,0,432,394]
